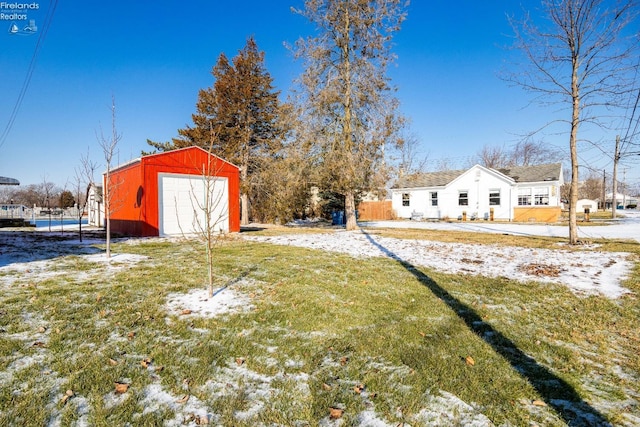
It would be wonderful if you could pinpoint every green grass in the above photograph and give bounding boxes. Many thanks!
[0,229,638,426]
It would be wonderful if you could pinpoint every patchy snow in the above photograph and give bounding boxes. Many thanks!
[0,226,636,425]
[244,230,635,298]
[165,286,253,318]
[363,209,640,243]
[0,230,146,288]
[415,391,495,426]
[138,383,210,426]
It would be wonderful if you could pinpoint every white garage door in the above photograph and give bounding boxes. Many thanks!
[158,173,229,237]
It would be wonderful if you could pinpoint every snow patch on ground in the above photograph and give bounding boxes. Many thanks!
[138,383,209,426]
[415,391,495,426]
[0,231,147,288]
[244,230,634,298]
[165,286,253,318]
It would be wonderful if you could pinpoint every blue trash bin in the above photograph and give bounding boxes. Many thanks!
[331,211,340,225]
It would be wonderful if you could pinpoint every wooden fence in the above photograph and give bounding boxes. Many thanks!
[357,200,394,220]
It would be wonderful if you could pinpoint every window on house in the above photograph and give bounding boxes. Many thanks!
[518,189,532,206]
[534,187,550,205]
[402,193,410,207]
[458,191,468,206]
[489,189,500,206]
[430,192,438,206]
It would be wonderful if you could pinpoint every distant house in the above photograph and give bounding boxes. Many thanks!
[391,163,563,222]
[87,184,104,227]
[0,176,19,186]
[605,192,638,209]
[576,199,598,213]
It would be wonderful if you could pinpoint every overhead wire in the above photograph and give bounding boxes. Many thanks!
[0,0,59,150]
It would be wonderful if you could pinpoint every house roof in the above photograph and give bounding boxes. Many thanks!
[109,146,240,174]
[495,163,562,183]
[394,169,466,188]
[393,163,562,189]
[0,176,19,185]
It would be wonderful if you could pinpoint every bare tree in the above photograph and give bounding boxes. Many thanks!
[97,96,121,258]
[510,138,561,166]
[293,0,407,231]
[250,103,316,224]
[474,144,510,169]
[72,148,98,242]
[580,170,604,201]
[40,175,58,231]
[396,131,429,177]
[507,0,639,244]
[173,128,230,298]
[435,158,455,172]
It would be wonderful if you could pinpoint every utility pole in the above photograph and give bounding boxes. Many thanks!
[612,135,620,219]
[602,169,606,210]
[622,168,627,209]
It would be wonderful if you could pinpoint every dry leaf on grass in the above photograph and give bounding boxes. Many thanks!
[322,383,332,391]
[532,399,547,407]
[195,414,209,425]
[235,357,245,366]
[108,358,118,366]
[519,263,564,277]
[176,394,190,404]
[465,355,475,366]
[60,389,74,404]
[329,407,344,419]
[141,358,152,368]
[127,331,135,340]
[114,382,129,394]
[340,356,349,366]
[353,384,365,394]
[181,309,192,315]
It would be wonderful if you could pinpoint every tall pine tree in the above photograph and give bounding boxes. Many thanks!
[148,37,281,224]
[293,0,407,230]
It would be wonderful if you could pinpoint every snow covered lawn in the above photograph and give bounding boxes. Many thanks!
[244,229,634,298]
[0,228,638,426]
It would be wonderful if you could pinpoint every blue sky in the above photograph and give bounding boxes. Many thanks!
[1,1,638,190]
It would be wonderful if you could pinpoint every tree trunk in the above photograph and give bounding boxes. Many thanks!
[241,192,249,226]
[240,159,250,225]
[345,190,358,231]
[105,173,111,258]
[568,57,580,245]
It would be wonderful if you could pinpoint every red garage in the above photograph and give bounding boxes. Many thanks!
[105,146,240,237]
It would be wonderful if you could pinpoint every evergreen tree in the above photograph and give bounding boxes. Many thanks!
[148,37,282,225]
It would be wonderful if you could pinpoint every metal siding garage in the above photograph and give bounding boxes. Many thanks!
[158,173,229,237]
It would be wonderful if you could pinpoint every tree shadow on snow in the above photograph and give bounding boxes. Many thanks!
[361,230,612,427]
[0,230,103,268]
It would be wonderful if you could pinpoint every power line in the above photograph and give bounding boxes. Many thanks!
[0,0,59,150]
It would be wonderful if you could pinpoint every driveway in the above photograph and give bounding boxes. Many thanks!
[362,210,640,243]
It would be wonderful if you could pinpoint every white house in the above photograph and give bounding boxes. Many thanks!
[605,192,638,209]
[391,163,563,222]
[576,199,598,213]
[87,184,104,227]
